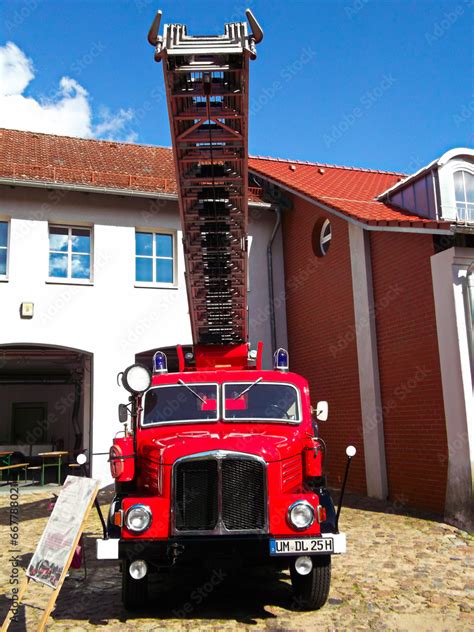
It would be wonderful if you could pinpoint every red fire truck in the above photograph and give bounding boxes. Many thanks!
[96,9,354,611]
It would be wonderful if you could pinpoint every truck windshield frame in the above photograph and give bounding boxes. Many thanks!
[141,383,219,427]
[222,382,301,424]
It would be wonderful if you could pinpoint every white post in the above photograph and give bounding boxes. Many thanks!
[349,223,388,499]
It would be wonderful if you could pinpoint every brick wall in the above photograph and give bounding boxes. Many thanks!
[282,195,367,493]
[370,232,448,514]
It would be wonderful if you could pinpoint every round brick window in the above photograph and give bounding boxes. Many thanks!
[312,218,332,257]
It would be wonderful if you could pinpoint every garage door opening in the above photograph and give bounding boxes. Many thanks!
[0,345,92,469]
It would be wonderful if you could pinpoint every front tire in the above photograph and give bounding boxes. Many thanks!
[290,555,331,610]
[122,560,148,610]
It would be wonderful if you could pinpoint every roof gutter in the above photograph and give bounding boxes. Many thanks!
[0,176,272,209]
[249,170,453,235]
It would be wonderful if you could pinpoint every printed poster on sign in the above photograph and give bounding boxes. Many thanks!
[26,476,99,589]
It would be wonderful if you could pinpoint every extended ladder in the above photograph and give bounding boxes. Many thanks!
[148,9,263,346]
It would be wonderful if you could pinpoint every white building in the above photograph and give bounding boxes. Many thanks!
[0,129,287,483]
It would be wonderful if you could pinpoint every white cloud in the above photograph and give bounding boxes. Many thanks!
[0,41,34,95]
[0,42,136,141]
[94,106,138,143]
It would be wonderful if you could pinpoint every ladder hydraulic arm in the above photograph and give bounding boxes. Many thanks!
[148,9,263,347]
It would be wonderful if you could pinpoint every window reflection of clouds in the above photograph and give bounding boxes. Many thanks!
[49,253,68,277]
[0,222,8,247]
[49,226,91,280]
[135,231,174,285]
[136,232,153,256]
[49,232,68,252]
[0,222,7,276]
[72,254,90,278]
[71,234,90,253]
[0,249,6,275]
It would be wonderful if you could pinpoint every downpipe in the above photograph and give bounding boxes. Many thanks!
[267,206,282,353]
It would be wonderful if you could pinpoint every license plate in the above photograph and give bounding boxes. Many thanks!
[269,537,334,555]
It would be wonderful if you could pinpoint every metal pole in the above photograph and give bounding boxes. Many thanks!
[335,452,355,532]
[78,456,108,540]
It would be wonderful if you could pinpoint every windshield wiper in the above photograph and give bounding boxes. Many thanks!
[178,379,206,403]
[233,377,263,399]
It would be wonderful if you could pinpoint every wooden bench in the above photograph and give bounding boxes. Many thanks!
[27,465,42,485]
[0,463,29,483]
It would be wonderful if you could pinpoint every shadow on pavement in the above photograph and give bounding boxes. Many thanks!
[52,563,292,626]
[333,488,443,523]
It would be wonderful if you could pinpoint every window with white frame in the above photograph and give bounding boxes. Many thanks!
[135,231,175,285]
[48,226,91,280]
[454,170,474,222]
[312,217,332,258]
[0,221,8,278]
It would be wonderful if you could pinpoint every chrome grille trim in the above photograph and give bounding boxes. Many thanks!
[171,450,268,536]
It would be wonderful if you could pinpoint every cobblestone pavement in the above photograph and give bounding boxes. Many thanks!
[0,486,472,631]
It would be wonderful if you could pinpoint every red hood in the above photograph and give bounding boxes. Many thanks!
[139,425,306,464]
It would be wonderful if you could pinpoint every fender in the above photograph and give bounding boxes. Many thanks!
[109,436,135,482]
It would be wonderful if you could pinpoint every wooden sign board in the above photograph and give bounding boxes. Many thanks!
[1,475,99,632]
[26,476,99,588]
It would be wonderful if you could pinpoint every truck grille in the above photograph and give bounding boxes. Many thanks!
[175,460,218,530]
[174,453,266,534]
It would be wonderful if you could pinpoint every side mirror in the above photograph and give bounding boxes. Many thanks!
[315,401,328,421]
[118,404,128,424]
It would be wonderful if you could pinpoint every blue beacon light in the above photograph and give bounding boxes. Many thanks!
[274,348,289,372]
[153,351,168,374]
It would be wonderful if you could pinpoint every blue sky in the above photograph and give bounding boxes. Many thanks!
[0,0,472,173]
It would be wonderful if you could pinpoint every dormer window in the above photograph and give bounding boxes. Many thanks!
[454,170,474,223]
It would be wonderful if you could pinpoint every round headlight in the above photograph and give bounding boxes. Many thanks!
[294,555,313,576]
[129,559,148,580]
[122,364,152,394]
[125,504,152,533]
[287,500,314,530]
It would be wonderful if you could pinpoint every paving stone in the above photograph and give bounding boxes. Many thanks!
[0,489,473,631]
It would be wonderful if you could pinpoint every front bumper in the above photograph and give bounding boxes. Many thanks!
[96,532,346,563]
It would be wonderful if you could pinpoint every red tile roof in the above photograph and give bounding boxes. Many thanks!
[0,129,450,229]
[249,156,450,230]
[0,128,178,193]
[0,128,264,202]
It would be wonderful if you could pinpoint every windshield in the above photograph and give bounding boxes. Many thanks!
[223,383,300,422]
[142,384,218,426]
